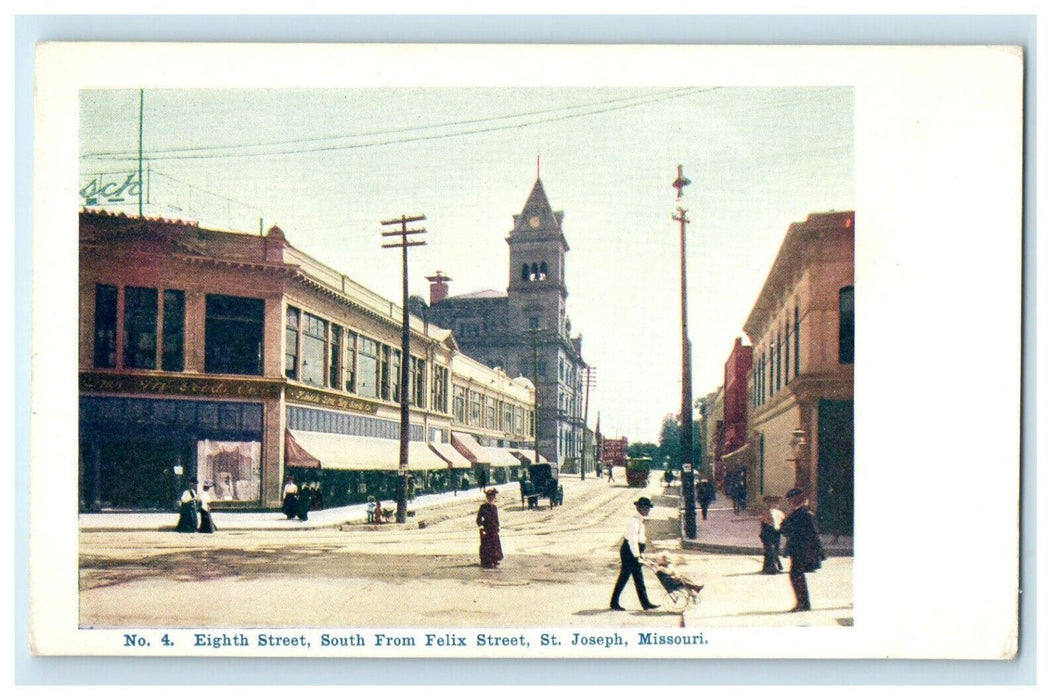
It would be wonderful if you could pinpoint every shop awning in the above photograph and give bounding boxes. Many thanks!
[429,442,472,469]
[284,429,321,468]
[509,448,540,463]
[286,430,447,471]
[482,445,521,467]
[451,431,492,464]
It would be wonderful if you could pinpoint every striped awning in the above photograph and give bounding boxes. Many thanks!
[509,448,540,463]
[285,430,447,471]
[482,445,521,467]
[429,442,472,468]
[451,431,491,464]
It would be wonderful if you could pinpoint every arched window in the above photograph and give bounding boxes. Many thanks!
[539,261,549,280]
[521,263,530,281]
[531,263,539,281]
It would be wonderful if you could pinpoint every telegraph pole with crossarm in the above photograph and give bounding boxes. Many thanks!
[382,214,427,524]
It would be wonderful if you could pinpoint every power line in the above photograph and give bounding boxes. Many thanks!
[81,87,717,163]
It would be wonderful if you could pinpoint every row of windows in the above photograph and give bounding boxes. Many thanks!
[451,385,531,437]
[752,286,854,407]
[754,305,800,408]
[520,261,550,282]
[287,405,425,442]
[285,306,429,409]
[94,285,264,376]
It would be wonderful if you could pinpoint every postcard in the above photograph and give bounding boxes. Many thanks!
[30,42,1023,660]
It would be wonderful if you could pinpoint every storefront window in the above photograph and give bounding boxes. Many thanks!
[329,324,342,390]
[380,346,392,401]
[196,440,262,502]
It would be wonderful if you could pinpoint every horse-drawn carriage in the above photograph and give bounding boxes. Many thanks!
[519,463,564,509]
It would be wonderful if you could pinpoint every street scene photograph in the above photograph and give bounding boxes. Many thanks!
[74,76,854,636]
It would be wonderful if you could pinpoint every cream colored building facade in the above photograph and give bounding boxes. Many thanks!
[743,211,854,535]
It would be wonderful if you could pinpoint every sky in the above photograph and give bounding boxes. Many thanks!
[79,86,854,443]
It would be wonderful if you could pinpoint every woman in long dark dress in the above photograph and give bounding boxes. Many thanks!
[281,475,298,520]
[197,482,217,534]
[476,487,503,568]
[174,480,199,533]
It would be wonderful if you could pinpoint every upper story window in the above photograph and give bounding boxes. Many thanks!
[162,290,185,372]
[432,365,450,413]
[285,307,301,380]
[123,286,158,370]
[301,312,328,387]
[839,286,854,364]
[357,337,379,398]
[453,386,467,424]
[205,294,264,376]
[794,306,801,377]
[344,329,357,391]
[93,284,118,368]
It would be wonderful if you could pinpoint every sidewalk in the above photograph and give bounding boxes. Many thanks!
[674,488,853,557]
[78,481,521,532]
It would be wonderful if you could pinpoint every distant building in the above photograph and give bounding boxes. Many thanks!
[427,179,588,469]
[719,338,754,489]
[698,388,722,482]
[744,210,854,535]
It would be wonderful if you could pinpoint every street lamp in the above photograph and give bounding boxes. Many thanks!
[672,165,696,539]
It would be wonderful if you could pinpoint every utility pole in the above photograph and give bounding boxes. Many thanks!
[382,214,427,524]
[580,365,596,480]
[672,165,696,540]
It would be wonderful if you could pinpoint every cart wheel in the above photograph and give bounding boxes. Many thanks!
[662,589,691,613]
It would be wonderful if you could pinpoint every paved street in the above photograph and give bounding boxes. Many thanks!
[79,476,852,629]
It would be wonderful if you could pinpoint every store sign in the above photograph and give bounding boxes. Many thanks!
[286,386,379,415]
[80,372,280,399]
[80,172,142,207]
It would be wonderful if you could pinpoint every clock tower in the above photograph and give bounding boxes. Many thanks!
[506,178,570,335]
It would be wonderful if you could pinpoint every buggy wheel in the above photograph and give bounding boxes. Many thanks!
[661,589,691,613]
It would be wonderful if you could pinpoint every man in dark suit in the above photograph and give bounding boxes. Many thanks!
[779,487,826,612]
[609,497,660,611]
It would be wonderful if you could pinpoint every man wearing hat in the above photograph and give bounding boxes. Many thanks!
[609,496,660,611]
[779,487,826,611]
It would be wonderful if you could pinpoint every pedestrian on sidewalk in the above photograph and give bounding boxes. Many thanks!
[607,465,614,482]
[174,479,199,533]
[476,487,503,569]
[296,481,311,522]
[779,487,826,612]
[696,478,716,521]
[759,495,784,574]
[609,496,660,611]
[197,481,217,534]
[281,475,299,520]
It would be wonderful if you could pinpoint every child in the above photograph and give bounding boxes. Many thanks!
[648,551,704,594]
[759,495,785,574]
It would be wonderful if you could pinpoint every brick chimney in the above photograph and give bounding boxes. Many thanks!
[426,270,452,305]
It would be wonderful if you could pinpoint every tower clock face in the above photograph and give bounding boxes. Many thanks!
[529,216,540,228]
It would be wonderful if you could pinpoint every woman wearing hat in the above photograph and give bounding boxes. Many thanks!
[609,496,660,611]
[174,479,199,533]
[197,481,217,534]
[476,487,504,569]
[779,487,826,611]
